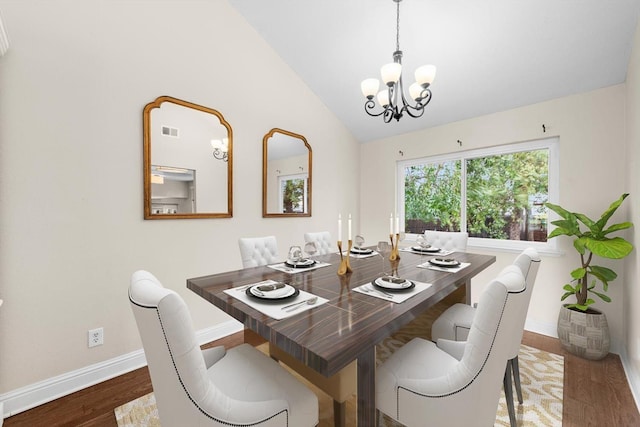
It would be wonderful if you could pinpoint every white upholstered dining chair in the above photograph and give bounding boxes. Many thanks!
[129,270,318,427]
[303,231,333,255]
[423,230,469,251]
[430,247,541,427]
[376,266,526,427]
[238,235,279,268]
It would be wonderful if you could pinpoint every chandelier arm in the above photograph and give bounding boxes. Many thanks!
[364,100,390,118]
[400,88,433,118]
[383,108,395,123]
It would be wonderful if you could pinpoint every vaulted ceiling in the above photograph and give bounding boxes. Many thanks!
[228,0,640,142]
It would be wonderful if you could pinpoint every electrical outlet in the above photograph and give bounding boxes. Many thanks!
[88,327,104,348]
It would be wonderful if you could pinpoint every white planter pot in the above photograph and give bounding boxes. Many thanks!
[557,304,610,360]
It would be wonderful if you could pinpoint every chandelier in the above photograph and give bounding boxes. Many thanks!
[361,0,436,123]
[211,138,229,162]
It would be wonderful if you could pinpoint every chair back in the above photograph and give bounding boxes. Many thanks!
[504,247,541,357]
[303,231,333,255]
[395,268,525,426]
[238,236,278,268]
[424,231,468,251]
[129,271,212,426]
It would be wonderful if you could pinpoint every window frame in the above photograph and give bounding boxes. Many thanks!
[397,137,560,254]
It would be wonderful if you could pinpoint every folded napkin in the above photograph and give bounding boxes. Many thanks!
[224,280,329,320]
[417,261,470,273]
[353,280,432,303]
[248,282,292,298]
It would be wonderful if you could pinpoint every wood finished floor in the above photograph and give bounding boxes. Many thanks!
[5,313,640,426]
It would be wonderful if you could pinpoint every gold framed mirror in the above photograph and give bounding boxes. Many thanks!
[143,96,233,219]
[262,128,312,217]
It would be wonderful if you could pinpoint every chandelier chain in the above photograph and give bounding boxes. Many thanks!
[395,0,400,52]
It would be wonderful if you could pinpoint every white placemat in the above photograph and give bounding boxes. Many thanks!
[353,280,432,303]
[267,261,331,274]
[399,247,455,257]
[417,261,470,273]
[339,250,379,259]
[224,280,328,320]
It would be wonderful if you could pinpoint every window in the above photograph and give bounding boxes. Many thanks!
[278,173,308,213]
[398,137,559,251]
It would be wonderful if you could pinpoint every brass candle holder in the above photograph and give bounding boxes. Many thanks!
[337,240,353,276]
[389,233,401,260]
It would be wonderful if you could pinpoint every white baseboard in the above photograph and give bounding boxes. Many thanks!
[524,317,558,339]
[0,319,243,419]
[618,346,640,412]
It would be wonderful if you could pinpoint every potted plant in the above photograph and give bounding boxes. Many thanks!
[545,193,633,360]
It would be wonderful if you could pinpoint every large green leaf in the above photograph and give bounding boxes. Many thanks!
[567,298,596,311]
[589,289,611,303]
[588,265,617,281]
[575,212,598,232]
[545,202,574,219]
[573,237,587,255]
[603,222,633,235]
[595,193,629,230]
[570,268,586,279]
[548,227,572,239]
[585,237,633,259]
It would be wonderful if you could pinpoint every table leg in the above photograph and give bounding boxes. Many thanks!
[464,279,472,305]
[357,346,376,426]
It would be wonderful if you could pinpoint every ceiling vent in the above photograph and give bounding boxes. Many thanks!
[161,126,179,138]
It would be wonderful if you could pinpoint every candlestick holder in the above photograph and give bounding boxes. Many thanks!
[337,240,353,275]
[389,233,401,260]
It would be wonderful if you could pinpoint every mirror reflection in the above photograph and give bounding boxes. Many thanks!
[263,128,312,217]
[143,96,232,219]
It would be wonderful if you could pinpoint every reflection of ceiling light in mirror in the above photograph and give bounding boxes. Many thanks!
[151,174,164,184]
[211,137,229,162]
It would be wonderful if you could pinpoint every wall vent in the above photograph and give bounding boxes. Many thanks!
[161,126,179,138]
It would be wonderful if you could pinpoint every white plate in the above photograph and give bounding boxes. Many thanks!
[249,284,296,299]
[351,247,373,254]
[285,258,316,268]
[374,277,413,290]
[429,258,461,267]
[412,246,440,253]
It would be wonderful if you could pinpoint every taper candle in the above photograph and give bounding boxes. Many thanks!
[348,214,352,240]
[389,213,393,235]
[338,214,342,241]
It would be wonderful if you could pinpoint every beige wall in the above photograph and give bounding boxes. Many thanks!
[0,0,359,393]
[360,84,628,348]
[625,17,640,399]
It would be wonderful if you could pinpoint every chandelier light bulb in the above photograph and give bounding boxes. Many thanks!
[377,89,390,107]
[409,82,425,101]
[381,62,402,86]
[415,64,437,86]
[361,78,380,99]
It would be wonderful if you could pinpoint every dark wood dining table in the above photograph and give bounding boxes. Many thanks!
[187,248,495,426]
